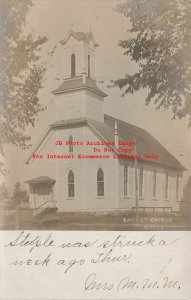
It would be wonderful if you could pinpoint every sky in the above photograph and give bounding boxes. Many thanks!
[3,0,191,189]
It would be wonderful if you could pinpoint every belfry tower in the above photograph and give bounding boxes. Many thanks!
[52,31,107,123]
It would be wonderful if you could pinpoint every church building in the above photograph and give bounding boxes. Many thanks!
[25,31,185,215]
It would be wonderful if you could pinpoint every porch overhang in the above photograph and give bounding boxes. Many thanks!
[25,176,56,186]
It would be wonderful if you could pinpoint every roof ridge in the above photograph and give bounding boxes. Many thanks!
[104,114,146,132]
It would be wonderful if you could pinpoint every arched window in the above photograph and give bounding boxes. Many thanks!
[88,55,90,77]
[176,175,179,200]
[68,135,73,153]
[165,172,168,199]
[139,167,143,197]
[97,168,104,196]
[71,53,76,77]
[153,170,157,198]
[68,170,75,197]
[124,164,128,196]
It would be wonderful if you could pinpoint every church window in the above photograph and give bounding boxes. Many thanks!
[97,168,104,196]
[88,55,90,77]
[153,170,157,198]
[165,172,168,199]
[176,175,179,200]
[124,164,128,196]
[68,135,73,153]
[68,170,75,197]
[71,53,76,77]
[139,167,143,197]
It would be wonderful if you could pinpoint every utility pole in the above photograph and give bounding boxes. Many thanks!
[15,204,20,230]
[134,138,139,220]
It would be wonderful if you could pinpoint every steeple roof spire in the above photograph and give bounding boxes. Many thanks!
[60,30,99,47]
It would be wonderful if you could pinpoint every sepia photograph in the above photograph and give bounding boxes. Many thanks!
[1,1,191,300]
[0,0,191,231]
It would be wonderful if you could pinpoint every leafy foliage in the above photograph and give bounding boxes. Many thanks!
[12,181,29,205]
[113,0,191,125]
[0,0,48,174]
[0,183,9,200]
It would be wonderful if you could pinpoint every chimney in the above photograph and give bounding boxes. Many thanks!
[114,120,119,149]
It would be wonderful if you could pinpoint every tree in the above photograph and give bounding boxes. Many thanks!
[12,181,29,206]
[113,0,191,126]
[0,183,9,200]
[0,0,48,174]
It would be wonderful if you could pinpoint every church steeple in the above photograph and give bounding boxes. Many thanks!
[60,31,99,80]
[52,31,107,123]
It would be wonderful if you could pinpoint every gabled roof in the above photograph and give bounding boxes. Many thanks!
[60,31,99,47]
[52,76,107,97]
[25,115,185,171]
[104,115,185,171]
[25,176,56,185]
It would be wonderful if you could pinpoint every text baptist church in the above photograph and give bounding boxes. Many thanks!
[25,31,185,215]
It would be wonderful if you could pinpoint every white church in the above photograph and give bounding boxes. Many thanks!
[25,31,185,215]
